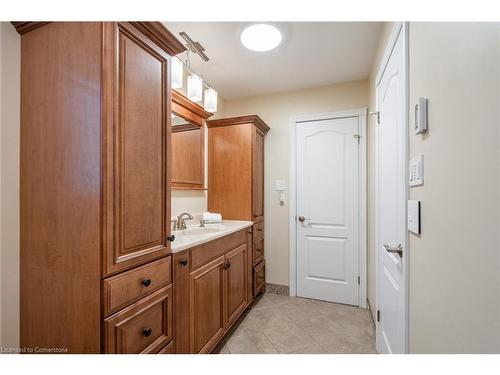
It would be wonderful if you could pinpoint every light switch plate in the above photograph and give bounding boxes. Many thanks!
[409,155,424,187]
[408,200,421,234]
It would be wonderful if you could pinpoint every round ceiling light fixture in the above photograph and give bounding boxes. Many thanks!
[240,24,282,52]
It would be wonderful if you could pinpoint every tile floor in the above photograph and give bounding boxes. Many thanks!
[214,292,377,354]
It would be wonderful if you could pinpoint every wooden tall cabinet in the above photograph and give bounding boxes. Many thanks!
[206,116,270,298]
[17,22,185,353]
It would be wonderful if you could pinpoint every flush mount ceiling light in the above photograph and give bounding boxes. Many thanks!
[240,24,282,52]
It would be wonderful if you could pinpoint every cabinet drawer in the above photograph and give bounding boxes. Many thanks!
[190,229,247,270]
[253,261,265,297]
[253,238,264,266]
[102,256,171,316]
[253,221,264,240]
[104,285,173,354]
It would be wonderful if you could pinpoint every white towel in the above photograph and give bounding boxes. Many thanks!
[202,212,222,222]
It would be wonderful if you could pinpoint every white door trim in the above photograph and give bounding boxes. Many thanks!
[374,21,409,353]
[289,108,367,308]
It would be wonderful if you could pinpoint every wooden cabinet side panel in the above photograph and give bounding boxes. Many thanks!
[252,127,265,221]
[20,22,102,353]
[208,124,253,220]
[173,251,190,353]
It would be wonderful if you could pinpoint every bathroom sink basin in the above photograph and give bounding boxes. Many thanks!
[180,225,225,236]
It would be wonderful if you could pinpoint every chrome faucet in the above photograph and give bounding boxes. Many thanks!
[173,212,193,230]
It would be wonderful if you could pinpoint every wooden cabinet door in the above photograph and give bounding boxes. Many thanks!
[104,22,172,275]
[225,244,248,326]
[252,127,265,221]
[189,256,225,353]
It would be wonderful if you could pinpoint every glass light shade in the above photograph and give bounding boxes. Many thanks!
[187,74,203,102]
[204,88,218,113]
[171,57,183,89]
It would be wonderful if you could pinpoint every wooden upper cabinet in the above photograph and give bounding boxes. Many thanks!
[171,91,212,190]
[207,115,270,221]
[104,22,173,275]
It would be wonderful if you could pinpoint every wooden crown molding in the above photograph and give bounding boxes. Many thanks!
[11,22,186,56]
[206,115,270,134]
[172,90,213,127]
[130,22,186,56]
[11,22,50,34]
[172,123,200,133]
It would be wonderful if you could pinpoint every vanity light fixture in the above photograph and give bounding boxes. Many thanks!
[240,24,282,52]
[171,57,183,89]
[204,87,218,113]
[187,73,203,103]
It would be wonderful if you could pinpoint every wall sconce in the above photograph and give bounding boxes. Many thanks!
[187,74,203,102]
[204,87,218,113]
[171,57,183,89]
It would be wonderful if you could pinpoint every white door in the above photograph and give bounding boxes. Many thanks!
[296,116,360,305]
[376,25,407,354]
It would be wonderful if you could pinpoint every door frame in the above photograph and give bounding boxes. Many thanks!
[374,21,409,353]
[289,108,367,308]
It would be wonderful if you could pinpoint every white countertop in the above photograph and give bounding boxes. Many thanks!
[170,220,253,253]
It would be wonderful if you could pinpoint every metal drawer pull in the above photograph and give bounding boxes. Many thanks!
[179,259,188,267]
[383,244,403,258]
[142,278,152,287]
[143,327,152,337]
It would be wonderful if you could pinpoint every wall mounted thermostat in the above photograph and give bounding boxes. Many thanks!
[414,97,428,135]
[409,155,424,187]
[408,200,421,235]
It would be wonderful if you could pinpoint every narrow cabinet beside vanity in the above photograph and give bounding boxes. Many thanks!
[17,22,185,353]
[207,116,270,298]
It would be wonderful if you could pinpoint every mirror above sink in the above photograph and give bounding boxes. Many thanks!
[171,90,213,190]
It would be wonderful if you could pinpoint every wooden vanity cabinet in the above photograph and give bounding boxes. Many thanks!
[17,21,185,353]
[173,228,251,353]
[207,116,269,298]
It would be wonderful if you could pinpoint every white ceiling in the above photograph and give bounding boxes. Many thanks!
[163,22,383,100]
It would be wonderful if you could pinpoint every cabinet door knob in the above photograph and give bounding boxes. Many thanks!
[167,235,175,242]
[143,327,152,337]
[142,278,152,287]
[179,259,188,266]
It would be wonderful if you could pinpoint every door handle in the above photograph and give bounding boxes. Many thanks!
[298,216,311,223]
[383,244,403,258]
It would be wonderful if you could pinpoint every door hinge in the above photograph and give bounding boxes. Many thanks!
[357,276,360,285]
[368,111,380,125]
[377,309,381,322]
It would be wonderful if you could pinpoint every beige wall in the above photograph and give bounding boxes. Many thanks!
[0,22,20,350]
[408,22,500,353]
[224,81,369,286]
[366,22,394,319]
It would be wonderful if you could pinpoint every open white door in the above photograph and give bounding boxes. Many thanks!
[295,115,361,306]
[375,23,408,354]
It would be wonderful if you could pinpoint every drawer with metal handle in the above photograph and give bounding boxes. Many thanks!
[102,256,172,316]
[104,285,173,354]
